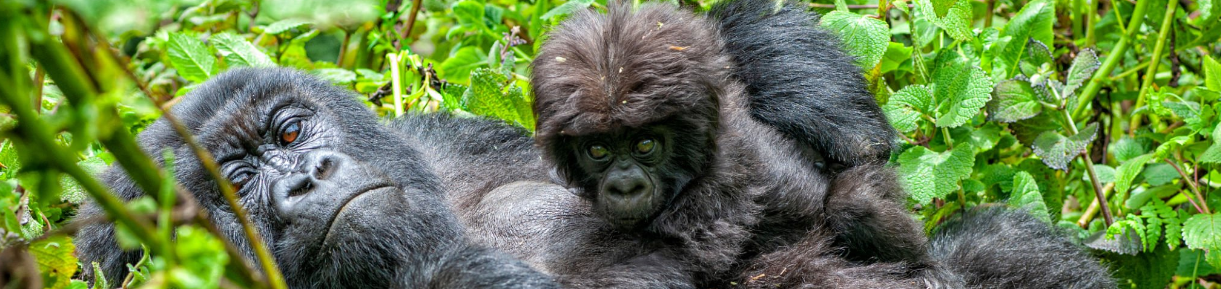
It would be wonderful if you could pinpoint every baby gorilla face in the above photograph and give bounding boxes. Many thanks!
[569,128,674,229]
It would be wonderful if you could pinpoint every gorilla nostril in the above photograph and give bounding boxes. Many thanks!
[608,179,649,199]
[313,155,338,181]
[271,174,311,215]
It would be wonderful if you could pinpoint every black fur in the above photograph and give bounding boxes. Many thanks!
[709,0,897,168]
[929,207,1116,289]
[74,68,557,289]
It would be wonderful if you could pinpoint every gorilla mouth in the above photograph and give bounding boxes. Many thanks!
[321,184,396,246]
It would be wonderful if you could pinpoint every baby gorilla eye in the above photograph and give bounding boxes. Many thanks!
[280,120,302,145]
[587,145,610,160]
[635,139,655,154]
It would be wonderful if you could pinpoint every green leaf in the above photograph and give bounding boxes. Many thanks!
[896,145,975,204]
[1063,49,1100,98]
[1184,213,1221,252]
[820,11,889,69]
[541,0,594,20]
[882,84,933,133]
[1115,153,1155,196]
[166,33,218,83]
[1178,249,1217,277]
[914,0,973,41]
[260,19,312,35]
[438,46,487,84]
[1111,137,1151,163]
[211,33,275,68]
[987,79,1042,122]
[932,57,993,127]
[1019,38,1052,76]
[1142,163,1181,186]
[929,0,955,18]
[462,69,535,131]
[1009,171,1051,222]
[278,30,318,70]
[996,0,1055,77]
[1031,123,1097,170]
[30,235,78,289]
[312,68,357,86]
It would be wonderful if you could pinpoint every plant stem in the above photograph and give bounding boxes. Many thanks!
[1077,183,1115,227]
[941,126,953,150]
[1165,158,1210,214]
[1071,0,1150,119]
[1060,107,1113,225]
[1085,0,1097,46]
[1128,0,1177,136]
[399,0,424,50]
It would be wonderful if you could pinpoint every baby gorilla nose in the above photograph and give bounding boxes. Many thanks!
[600,167,656,226]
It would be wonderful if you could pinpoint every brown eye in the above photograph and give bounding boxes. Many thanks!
[635,139,655,154]
[588,145,609,160]
[280,121,301,144]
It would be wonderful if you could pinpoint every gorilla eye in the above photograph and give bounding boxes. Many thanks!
[635,139,656,154]
[280,120,302,145]
[230,171,253,192]
[587,145,610,160]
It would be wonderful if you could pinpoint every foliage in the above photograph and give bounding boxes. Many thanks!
[0,0,1218,287]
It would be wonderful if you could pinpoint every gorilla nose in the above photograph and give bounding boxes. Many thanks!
[605,177,650,202]
[270,151,348,216]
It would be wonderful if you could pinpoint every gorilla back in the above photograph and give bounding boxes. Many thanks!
[74,68,557,289]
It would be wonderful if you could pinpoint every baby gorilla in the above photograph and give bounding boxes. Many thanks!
[531,1,1113,288]
[74,69,557,289]
[532,1,936,287]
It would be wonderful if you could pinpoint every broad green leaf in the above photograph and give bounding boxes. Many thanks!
[1142,163,1181,186]
[882,84,933,133]
[166,33,218,83]
[1184,213,1221,252]
[914,0,972,41]
[1019,39,1052,76]
[1111,137,1151,163]
[1177,249,1217,277]
[1031,123,1097,170]
[987,79,1042,122]
[897,144,975,204]
[1086,164,1116,184]
[929,0,955,18]
[879,42,913,74]
[932,57,993,127]
[1203,56,1221,92]
[996,0,1055,77]
[312,68,357,86]
[541,0,594,20]
[452,0,489,30]
[278,30,318,70]
[172,226,227,289]
[260,19,311,35]
[462,69,535,131]
[438,46,487,84]
[1009,171,1051,222]
[1115,153,1155,196]
[211,33,275,68]
[30,235,78,289]
[820,11,889,69]
[1063,49,1100,98]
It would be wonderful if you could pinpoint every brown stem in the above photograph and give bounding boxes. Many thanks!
[398,0,424,51]
[1166,158,1210,214]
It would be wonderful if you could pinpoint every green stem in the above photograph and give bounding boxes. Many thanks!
[1085,0,1097,46]
[941,126,953,150]
[1071,0,1151,119]
[1165,158,1210,214]
[1128,0,1177,136]
[1059,104,1113,225]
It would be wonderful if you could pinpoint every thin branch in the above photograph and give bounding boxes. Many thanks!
[1129,0,1178,136]
[1071,0,1151,119]
[1166,158,1210,214]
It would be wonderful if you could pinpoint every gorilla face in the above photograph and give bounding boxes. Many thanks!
[566,127,674,229]
[531,4,728,232]
[79,68,457,287]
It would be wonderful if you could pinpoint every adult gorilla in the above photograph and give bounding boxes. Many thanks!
[74,69,557,289]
